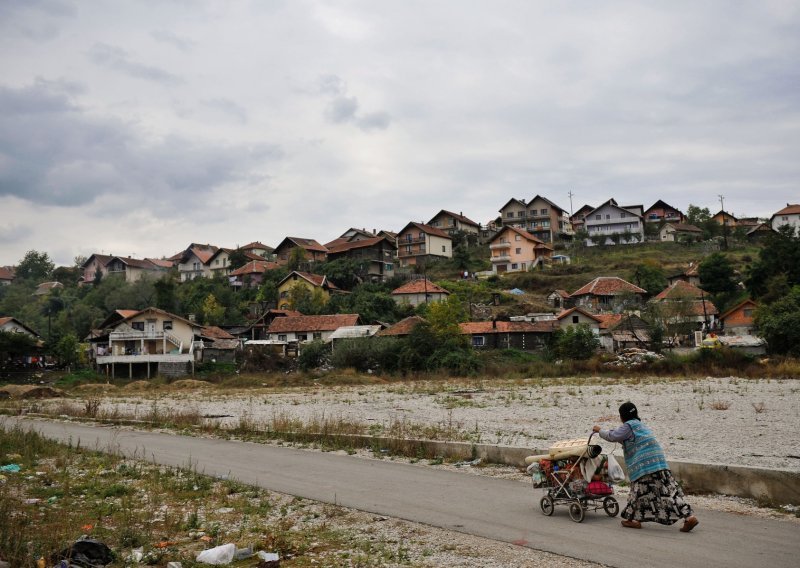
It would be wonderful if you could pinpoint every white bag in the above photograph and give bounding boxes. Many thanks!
[607,453,626,482]
[196,543,236,565]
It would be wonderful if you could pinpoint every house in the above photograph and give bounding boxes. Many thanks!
[81,254,114,284]
[569,277,647,313]
[391,279,450,307]
[427,210,481,237]
[659,223,703,243]
[554,307,603,335]
[239,241,275,260]
[326,235,397,282]
[746,223,776,243]
[324,228,377,250]
[478,218,500,244]
[497,196,573,242]
[235,309,303,341]
[547,289,571,310]
[228,260,281,289]
[596,314,651,352]
[376,316,427,337]
[104,256,168,282]
[171,244,219,281]
[328,325,383,349]
[666,262,701,287]
[650,281,718,328]
[395,222,452,267]
[644,200,685,225]
[711,210,738,228]
[459,320,554,350]
[274,237,328,266]
[277,271,340,310]
[92,307,205,378]
[719,298,758,336]
[0,266,14,285]
[570,204,595,233]
[198,326,239,362]
[33,282,64,296]
[770,204,800,233]
[584,199,644,246]
[488,226,553,274]
[0,316,40,338]
[266,314,360,343]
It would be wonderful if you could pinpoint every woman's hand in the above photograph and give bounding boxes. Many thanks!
[592,425,601,433]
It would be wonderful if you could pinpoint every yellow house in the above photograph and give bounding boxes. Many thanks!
[277,271,339,310]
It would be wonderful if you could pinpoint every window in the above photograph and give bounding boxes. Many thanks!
[507,212,514,218]
[515,235,521,241]
[606,214,611,220]
[313,332,322,340]
[621,212,626,218]
[278,334,287,342]
[595,215,601,220]
[517,211,524,217]
[442,245,446,252]
[472,336,485,347]
[385,263,393,270]
[572,316,579,324]
[531,221,538,227]
[515,248,521,254]
[163,321,173,331]
[743,308,754,318]
[542,221,550,228]
[132,322,144,331]
[541,208,547,215]
[215,259,219,265]
[406,245,412,253]
[511,263,518,269]
[298,334,308,341]
[419,232,424,239]
[406,234,412,242]
[280,291,288,298]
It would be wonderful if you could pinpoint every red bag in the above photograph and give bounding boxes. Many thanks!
[587,481,613,495]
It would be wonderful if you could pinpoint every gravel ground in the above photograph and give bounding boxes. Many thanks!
[18,374,800,567]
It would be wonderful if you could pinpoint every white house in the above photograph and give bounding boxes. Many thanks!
[770,204,800,233]
[584,199,644,246]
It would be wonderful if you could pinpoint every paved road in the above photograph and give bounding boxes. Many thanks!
[5,417,798,567]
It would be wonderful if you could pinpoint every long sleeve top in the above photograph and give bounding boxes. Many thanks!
[598,423,633,443]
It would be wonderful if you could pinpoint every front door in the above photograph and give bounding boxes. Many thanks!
[146,319,157,335]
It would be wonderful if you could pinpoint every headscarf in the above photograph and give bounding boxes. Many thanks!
[619,401,640,422]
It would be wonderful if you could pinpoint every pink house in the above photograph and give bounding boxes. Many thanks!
[489,226,553,274]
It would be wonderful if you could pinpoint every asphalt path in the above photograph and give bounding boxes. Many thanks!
[4,417,798,567]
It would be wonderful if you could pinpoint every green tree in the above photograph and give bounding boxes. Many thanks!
[699,253,737,295]
[228,249,249,270]
[754,286,800,356]
[746,225,800,299]
[0,330,39,360]
[318,258,361,290]
[202,294,226,325]
[154,277,178,311]
[288,247,307,271]
[288,284,327,314]
[52,333,80,368]
[550,324,599,360]
[631,263,667,296]
[16,250,55,282]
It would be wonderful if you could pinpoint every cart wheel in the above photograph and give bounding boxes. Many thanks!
[603,496,619,517]
[540,495,554,516]
[569,502,585,523]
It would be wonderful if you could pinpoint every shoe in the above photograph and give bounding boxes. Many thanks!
[621,520,642,529]
[680,516,699,532]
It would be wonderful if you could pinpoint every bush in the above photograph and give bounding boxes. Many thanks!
[298,340,331,371]
[549,324,600,360]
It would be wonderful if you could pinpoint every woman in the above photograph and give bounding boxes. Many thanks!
[593,402,699,532]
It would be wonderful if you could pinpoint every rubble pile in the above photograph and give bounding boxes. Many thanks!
[604,348,664,368]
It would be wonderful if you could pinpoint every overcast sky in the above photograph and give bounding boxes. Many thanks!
[1,1,798,266]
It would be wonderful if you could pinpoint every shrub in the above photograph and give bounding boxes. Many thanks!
[549,324,600,360]
[298,340,330,371]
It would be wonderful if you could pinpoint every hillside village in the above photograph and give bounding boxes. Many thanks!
[1,198,799,379]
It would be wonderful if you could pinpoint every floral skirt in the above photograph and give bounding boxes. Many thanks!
[622,469,693,525]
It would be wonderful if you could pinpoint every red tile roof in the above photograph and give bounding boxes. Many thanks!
[399,222,451,239]
[326,236,391,254]
[653,280,706,301]
[664,223,702,233]
[570,277,646,297]
[459,320,555,334]
[240,241,274,251]
[286,237,328,253]
[280,271,339,290]
[490,226,554,250]
[376,316,427,336]
[429,210,480,227]
[229,260,280,276]
[267,314,359,333]
[82,254,114,268]
[391,279,450,295]
[146,258,174,269]
[772,204,800,217]
[0,266,14,281]
[551,289,570,298]
[201,326,236,340]
[594,314,624,329]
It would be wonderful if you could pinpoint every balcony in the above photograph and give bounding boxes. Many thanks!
[491,254,511,263]
[96,353,194,364]
[398,249,426,258]
[489,242,511,250]
[399,236,427,245]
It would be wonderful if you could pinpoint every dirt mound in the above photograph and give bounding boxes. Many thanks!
[170,379,212,389]
[123,380,155,391]
[76,383,117,393]
[0,385,65,399]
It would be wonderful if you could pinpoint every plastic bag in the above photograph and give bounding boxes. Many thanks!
[196,543,236,565]
[607,453,625,482]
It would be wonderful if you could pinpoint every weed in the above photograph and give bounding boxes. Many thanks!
[710,400,731,410]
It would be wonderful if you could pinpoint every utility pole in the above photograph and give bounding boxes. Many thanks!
[568,190,575,216]
[718,194,728,250]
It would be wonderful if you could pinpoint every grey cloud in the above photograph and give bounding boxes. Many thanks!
[326,95,359,123]
[202,98,248,123]
[357,111,391,131]
[317,74,346,96]
[0,81,281,212]
[0,221,33,244]
[150,30,194,51]
[0,0,76,19]
[0,79,78,114]
[88,43,183,85]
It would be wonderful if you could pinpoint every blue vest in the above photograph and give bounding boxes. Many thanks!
[623,420,669,482]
